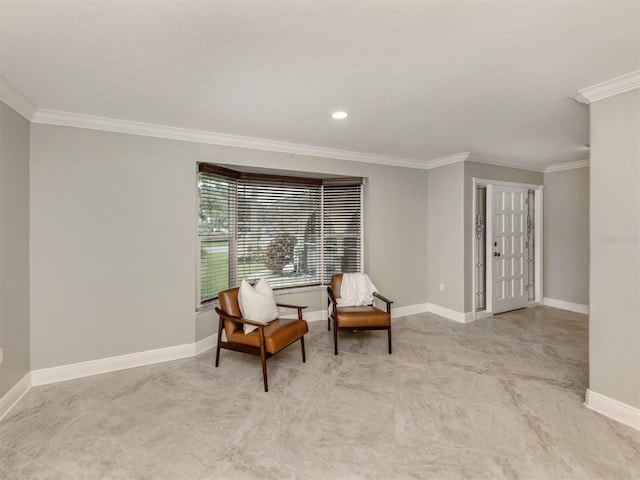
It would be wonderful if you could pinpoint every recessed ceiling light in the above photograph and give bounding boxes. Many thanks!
[332,111,348,119]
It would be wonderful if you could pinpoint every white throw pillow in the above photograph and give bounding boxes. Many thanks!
[238,278,279,334]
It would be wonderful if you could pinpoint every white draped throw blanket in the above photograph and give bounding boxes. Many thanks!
[337,273,378,307]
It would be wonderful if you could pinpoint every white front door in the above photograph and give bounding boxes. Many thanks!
[486,185,528,314]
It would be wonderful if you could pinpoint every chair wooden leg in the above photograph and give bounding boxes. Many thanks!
[333,318,339,355]
[215,316,224,367]
[388,326,392,354]
[258,327,268,392]
[300,336,306,362]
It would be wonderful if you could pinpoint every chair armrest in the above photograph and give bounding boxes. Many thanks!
[327,286,337,305]
[373,292,393,304]
[373,292,393,314]
[214,307,265,327]
[275,303,307,321]
[276,303,308,310]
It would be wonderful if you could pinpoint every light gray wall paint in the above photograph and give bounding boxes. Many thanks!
[30,125,197,369]
[463,162,543,313]
[589,89,640,409]
[543,167,589,306]
[0,102,30,397]
[30,124,429,369]
[426,162,464,312]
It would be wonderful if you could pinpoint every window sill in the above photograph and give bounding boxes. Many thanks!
[196,284,325,314]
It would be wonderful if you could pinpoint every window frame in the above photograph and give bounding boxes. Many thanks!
[197,163,363,307]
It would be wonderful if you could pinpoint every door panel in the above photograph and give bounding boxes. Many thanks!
[487,185,528,314]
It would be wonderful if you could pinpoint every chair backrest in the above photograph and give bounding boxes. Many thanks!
[331,274,343,299]
[218,287,243,335]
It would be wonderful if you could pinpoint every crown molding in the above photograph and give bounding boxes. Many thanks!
[572,70,640,104]
[544,159,590,173]
[422,152,548,173]
[31,109,430,170]
[0,76,37,120]
[467,154,546,173]
[28,108,556,174]
[423,152,470,170]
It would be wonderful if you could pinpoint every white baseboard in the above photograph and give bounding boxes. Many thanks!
[468,310,492,321]
[543,297,589,315]
[392,302,474,324]
[31,342,196,386]
[195,334,217,355]
[426,303,470,323]
[0,372,32,421]
[585,389,640,431]
[392,303,430,318]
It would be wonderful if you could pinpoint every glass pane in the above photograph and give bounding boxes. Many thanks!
[200,240,229,301]
[199,174,230,236]
[323,184,362,282]
[236,181,321,288]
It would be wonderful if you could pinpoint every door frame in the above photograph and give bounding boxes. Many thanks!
[471,178,544,319]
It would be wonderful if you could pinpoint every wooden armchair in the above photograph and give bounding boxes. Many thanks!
[215,287,308,392]
[327,274,393,355]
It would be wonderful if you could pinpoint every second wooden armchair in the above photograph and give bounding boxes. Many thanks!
[327,273,393,355]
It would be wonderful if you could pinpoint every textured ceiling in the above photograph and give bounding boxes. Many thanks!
[1,0,639,168]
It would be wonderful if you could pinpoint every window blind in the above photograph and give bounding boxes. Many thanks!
[237,179,321,289]
[197,164,363,303]
[322,183,363,283]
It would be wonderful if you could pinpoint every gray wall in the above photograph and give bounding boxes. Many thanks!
[30,124,429,370]
[589,89,639,409]
[425,161,543,315]
[462,162,543,313]
[0,102,30,397]
[543,167,590,306]
[426,162,465,312]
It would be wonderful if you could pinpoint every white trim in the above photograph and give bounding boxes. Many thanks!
[572,70,640,104]
[28,108,567,175]
[534,187,544,305]
[468,154,546,173]
[471,310,492,322]
[31,343,196,386]
[195,334,217,355]
[474,178,544,191]
[423,152,546,173]
[0,76,38,120]
[30,109,428,170]
[426,303,471,323]
[585,389,640,431]
[543,297,589,315]
[392,303,430,318]
[0,373,32,421]
[544,160,590,173]
[423,152,470,170]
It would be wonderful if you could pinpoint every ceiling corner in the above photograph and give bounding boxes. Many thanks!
[0,76,38,120]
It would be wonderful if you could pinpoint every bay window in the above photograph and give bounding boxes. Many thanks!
[197,163,363,304]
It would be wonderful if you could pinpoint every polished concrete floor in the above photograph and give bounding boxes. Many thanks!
[1,306,639,479]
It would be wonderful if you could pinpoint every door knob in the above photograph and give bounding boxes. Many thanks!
[494,252,501,257]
